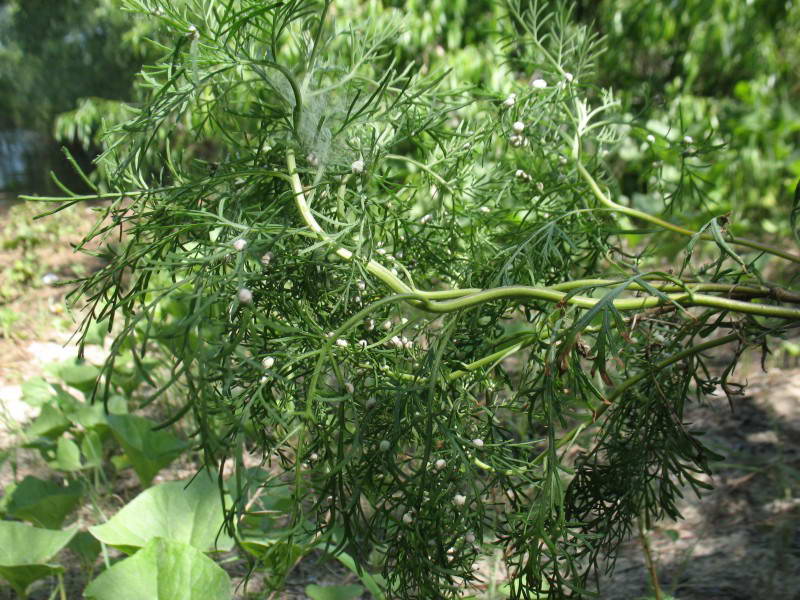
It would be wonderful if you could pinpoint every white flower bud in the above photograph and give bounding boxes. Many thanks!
[512,121,525,133]
[366,397,377,408]
[453,494,467,506]
[187,24,199,39]
[262,356,275,369]
[307,153,319,167]
[365,318,375,331]
[646,134,656,143]
[357,280,366,291]
[420,213,433,224]
[465,532,476,544]
[390,335,403,349]
[402,512,414,524]
[260,252,273,266]
[400,317,409,325]
[358,339,368,348]
[479,206,491,213]
[472,438,484,448]
[564,72,574,83]
[531,78,547,89]
[379,440,391,451]
[310,453,319,461]
[237,288,253,304]
[345,382,354,394]
[351,158,365,174]
[382,320,392,330]
[336,338,349,348]
[232,238,247,251]
[435,459,446,470]
[683,135,693,144]
[503,93,517,107]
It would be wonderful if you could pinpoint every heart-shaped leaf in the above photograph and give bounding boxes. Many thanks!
[0,521,77,597]
[5,476,84,528]
[90,471,233,554]
[106,414,189,487]
[83,538,232,600]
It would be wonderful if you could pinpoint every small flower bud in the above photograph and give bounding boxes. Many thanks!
[357,280,366,291]
[472,438,484,448]
[382,320,392,331]
[365,318,375,331]
[260,252,273,266]
[420,213,433,224]
[262,356,275,369]
[310,453,319,461]
[232,238,247,251]
[366,397,377,408]
[358,339,368,348]
[307,153,319,167]
[351,158,365,174]
[465,532,476,544]
[683,135,693,144]
[453,494,467,506]
[564,72,574,83]
[435,459,446,470]
[402,512,414,524]
[479,206,491,213]
[512,121,525,133]
[187,24,199,39]
[531,78,547,89]
[345,382,354,394]
[237,288,253,304]
[646,134,655,143]
[379,440,391,451]
[336,338,349,348]
[503,93,517,107]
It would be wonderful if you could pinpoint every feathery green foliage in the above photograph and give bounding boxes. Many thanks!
[26,1,800,597]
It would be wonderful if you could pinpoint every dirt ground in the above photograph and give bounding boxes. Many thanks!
[601,368,800,600]
[1,201,799,599]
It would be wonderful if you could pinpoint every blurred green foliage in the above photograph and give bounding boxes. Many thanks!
[3,0,798,240]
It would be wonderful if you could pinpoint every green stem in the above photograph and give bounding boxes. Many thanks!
[577,162,800,264]
[638,514,664,600]
[539,332,740,463]
[287,152,800,320]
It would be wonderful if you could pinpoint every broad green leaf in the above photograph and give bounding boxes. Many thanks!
[106,414,189,487]
[25,402,70,439]
[55,360,102,395]
[5,475,84,528]
[55,437,83,471]
[83,538,232,600]
[305,584,364,600]
[323,547,385,600]
[67,531,102,569]
[90,471,233,554]
[0,521,77,598]
[20,377,54,407]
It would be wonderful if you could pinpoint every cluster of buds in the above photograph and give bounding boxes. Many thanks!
[389,335,413,350]
[515,169,532,182]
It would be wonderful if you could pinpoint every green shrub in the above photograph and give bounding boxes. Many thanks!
[27,1,800,598]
